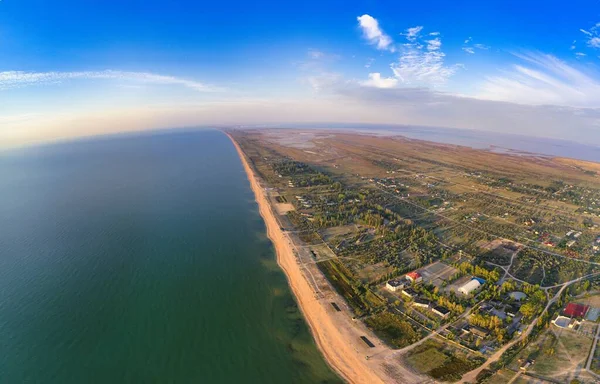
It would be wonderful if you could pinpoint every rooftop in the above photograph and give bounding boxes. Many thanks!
[564,303,590,318]
[387,279,405,287]
[433,305,450,315]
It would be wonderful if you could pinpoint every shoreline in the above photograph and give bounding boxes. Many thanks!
[226,133,390,384]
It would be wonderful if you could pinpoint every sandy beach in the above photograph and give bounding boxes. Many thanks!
[227,133,428,384]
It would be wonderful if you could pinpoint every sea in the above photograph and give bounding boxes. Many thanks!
[0,129,341,383]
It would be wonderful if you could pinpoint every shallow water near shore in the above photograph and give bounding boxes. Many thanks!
[0,129,340,383]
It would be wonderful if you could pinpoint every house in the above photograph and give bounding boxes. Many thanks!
[564,303,590,318]
[386,279,406,292]
[405,271,422,283]
[432,305,450,318]
[509,291,527,301]
[459,278,483,295]
[520,360,534,371]
[413,298,430,308]
[402,288,417,298]
[516,323,527,335]
[506,304,520,318]
[469,325,490,339]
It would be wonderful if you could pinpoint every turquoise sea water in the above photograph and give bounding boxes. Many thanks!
[0,130,340,383]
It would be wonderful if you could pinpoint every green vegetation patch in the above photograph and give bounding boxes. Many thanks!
[317,259,374,316]
[406,340,483,382]
[364,312,420,348]
[406,347,448,373]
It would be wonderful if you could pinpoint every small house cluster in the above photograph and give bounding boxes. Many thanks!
[386,271,450,319]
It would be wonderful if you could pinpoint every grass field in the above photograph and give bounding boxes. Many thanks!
[404,339,483,382]
[511,328,592,382]
[406,347,448,372]
[483,369,519,384]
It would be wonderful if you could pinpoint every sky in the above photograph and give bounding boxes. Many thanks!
[2,0,600,148]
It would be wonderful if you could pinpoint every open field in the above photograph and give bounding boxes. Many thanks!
[510,328,592,382]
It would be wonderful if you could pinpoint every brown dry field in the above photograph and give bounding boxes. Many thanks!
[253,129,600,187]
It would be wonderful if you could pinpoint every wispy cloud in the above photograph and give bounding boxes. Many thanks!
[307,72,343,91]
[581,22,600,48]
[357,14,395,52]
[308,49,325,59]
[462,38,490,54]
[316,77,600,145]
[358,24,459,89]
[390,27,458,86]
[404,26,423,42]
[476,52,600,107]
[0,70,216,91]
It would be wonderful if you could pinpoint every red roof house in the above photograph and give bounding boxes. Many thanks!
[564,303,589,318]
[406,271,422,283]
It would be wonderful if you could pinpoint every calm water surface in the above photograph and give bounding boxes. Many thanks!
[0,130,340,383]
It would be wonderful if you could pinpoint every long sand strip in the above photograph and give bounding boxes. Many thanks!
[227,133,388,384]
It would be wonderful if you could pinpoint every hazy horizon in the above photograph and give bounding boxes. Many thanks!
[2,0,600,148]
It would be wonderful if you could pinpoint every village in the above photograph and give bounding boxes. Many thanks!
[232,129,600,383]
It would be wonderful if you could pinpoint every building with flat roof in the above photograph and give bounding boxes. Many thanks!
[469,325,490,339]
[413,298,430,308]
[402,288,417,298]
[386,279,406,292]
[432,305,450,318]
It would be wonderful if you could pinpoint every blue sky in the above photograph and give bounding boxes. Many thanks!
[2,0,600,147]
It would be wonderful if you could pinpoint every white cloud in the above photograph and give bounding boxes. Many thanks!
[0,70,215,92]
[390,27,458,86]
[357,15,394,51]
[365,58,375,68]
[361,72,398,88]
[427,37,442,51]
[405,26,423,42]
[476,52,600,107]
[462,39,490,55]
[581,23,600,48]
